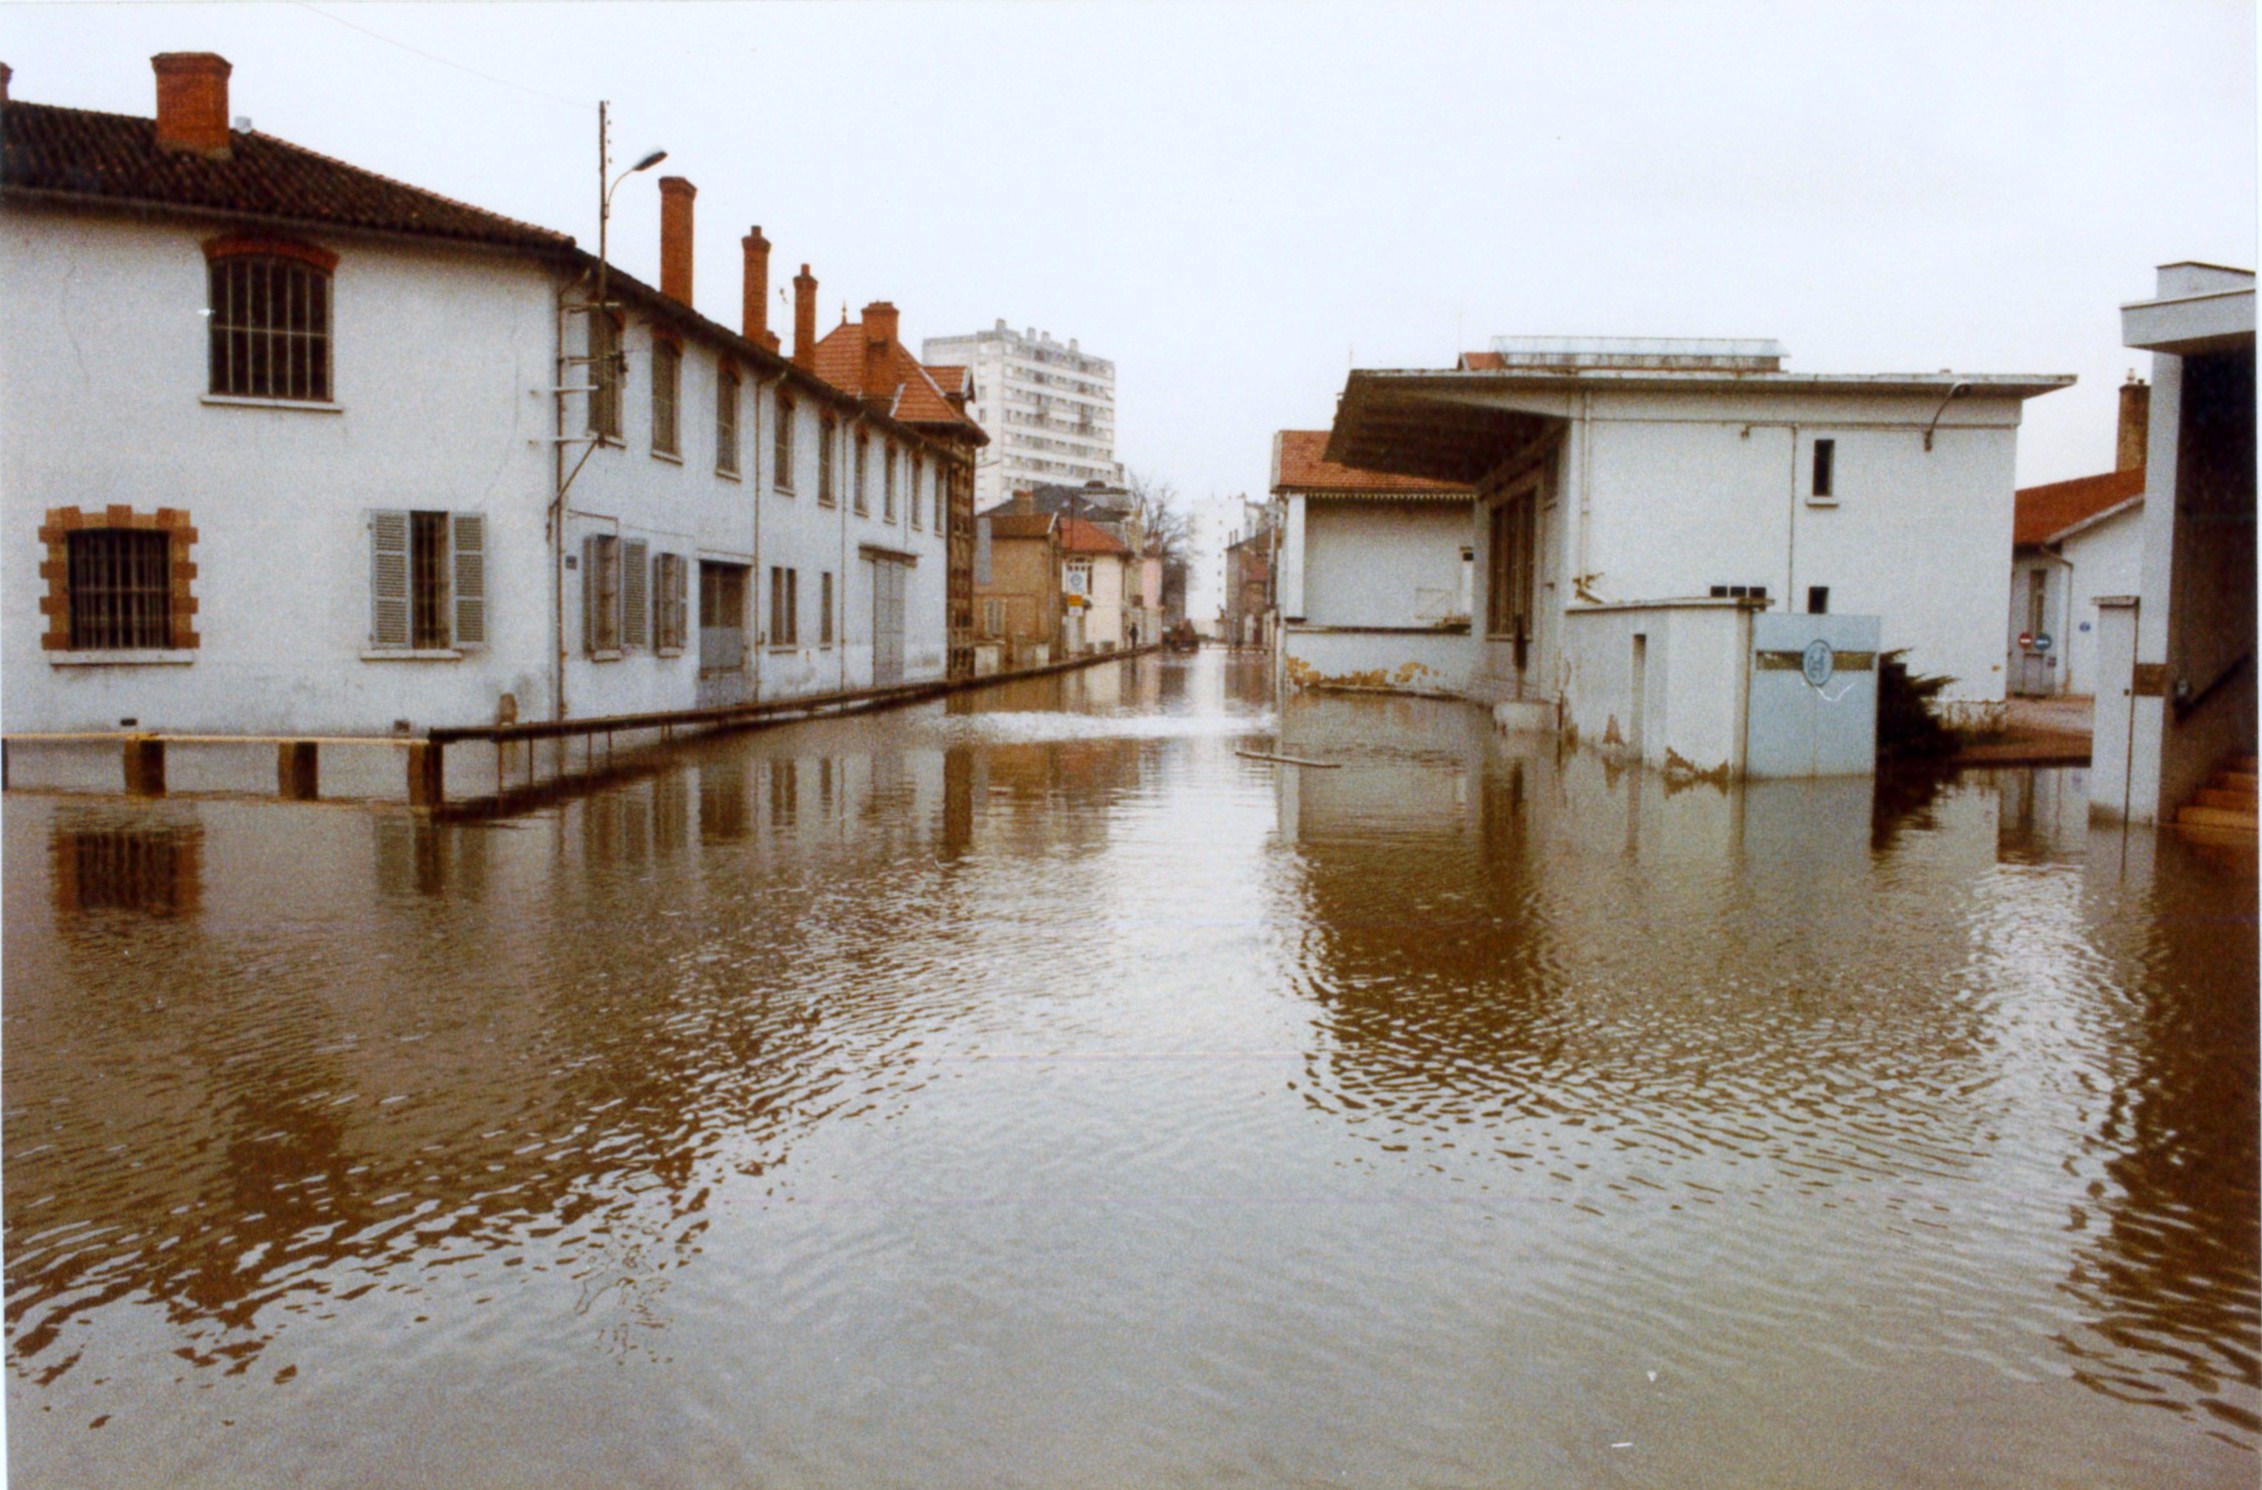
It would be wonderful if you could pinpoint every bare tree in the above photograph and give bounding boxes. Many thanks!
[1124,469,1195,620]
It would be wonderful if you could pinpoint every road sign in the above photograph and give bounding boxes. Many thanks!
[2034,632,2053,652]
[2018,631,2034,651]
[1800,637,1835,687]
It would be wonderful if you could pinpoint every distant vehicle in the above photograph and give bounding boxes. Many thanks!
[1165,621,1201,653]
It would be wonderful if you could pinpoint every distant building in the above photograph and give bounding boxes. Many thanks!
[2008,377,2149,697]
[2089,262,2256,827]
[1221,506,1279,649]
[1060,515,1135,654]
[1270,429,1476,695]
[921,322,1122,511]
[973,502,1062,670]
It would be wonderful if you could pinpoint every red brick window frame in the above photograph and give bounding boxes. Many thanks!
[204,234,337,403]
[39,506,199,652]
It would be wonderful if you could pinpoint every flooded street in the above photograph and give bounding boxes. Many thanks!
[6,651,2256,1488]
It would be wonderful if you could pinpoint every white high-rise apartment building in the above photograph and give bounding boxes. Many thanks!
[922,321,1122,511]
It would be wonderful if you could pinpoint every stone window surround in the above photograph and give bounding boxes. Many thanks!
[38,505,200,653]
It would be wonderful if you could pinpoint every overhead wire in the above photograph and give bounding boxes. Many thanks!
[290,2,596,113]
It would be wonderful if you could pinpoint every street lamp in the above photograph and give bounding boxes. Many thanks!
[594,100,665,389]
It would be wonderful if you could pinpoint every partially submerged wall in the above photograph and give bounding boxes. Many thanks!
[1281,626,1474,697]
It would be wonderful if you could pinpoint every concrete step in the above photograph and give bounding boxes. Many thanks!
[2177,803,2259,831]
[2174,824,2261,870]
[2216,771,2259,794]
[2198,786,2260,811]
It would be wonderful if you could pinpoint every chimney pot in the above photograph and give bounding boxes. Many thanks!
[2117,374,2150,473]
[792,264,818,370]
[152,52,233,159]
[741,227,776,349]
[657,176,695,307]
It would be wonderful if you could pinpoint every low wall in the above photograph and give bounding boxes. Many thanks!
[1281,626,1474,697]
[1560,601,1753,780]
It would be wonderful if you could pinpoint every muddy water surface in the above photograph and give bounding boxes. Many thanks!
[6,652,2256,1487]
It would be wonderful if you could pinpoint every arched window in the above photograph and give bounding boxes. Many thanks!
[205,236,336,401]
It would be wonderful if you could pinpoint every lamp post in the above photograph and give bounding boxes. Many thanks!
[594,99,665,387]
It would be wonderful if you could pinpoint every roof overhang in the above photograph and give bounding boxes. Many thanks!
[1327,373,1564,484]
[2121,286,2256,357]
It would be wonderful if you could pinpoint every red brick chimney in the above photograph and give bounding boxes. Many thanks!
[741,227,779,350]
[152,53,233,159]
[2117,373,2150,472]
[862,300,899,401]
[792,264,817,369]
[657,176,695,306]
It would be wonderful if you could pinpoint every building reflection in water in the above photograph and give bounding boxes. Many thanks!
[50,810,203,920]
[2058,827,2260,1443]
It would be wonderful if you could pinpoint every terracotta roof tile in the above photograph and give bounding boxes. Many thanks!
[1058,516,1131,556]
[1273,429,1475,496]
[927,363,968,394]
[809,320,984,437]
[3,99,574,252]
[2013,466,2145,547]
[982,513,1056,541]
[1458,351,1506,370]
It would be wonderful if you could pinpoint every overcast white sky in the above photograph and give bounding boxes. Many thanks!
[9,1,2254,616]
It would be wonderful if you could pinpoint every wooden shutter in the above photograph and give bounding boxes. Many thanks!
[451,513,487,647]
[623,539,650,647]
[370,509,411,647]
[668,554,688,649]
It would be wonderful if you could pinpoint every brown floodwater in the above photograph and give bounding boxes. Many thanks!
[5,651,2256,1487]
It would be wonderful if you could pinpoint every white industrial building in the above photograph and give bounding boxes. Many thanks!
[1320,336,2074,778]
[2,53,972,741]
[920,322,1122,511]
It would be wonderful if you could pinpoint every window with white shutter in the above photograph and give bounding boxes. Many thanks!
[370,510,412,648]
[451,513,486,647]
[622,539,650,648]
[655,552,687,652]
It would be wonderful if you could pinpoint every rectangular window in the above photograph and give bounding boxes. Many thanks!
[854,434,870,514]
[936,466,948,532]
[1808,585,1830,615]
[67,530,172,649]
[982,597,1006,637]
[588,312,623,440]
[819,417,838,507]
[884,446,898,521]
[769,565,799,646]
[584,533,621,653]
[774,393,795,489]
[1486,490,1537,668]
[651,340,680,455]
[910,455,924,531]
[821,571,835,646]
[2027,569,2047,634]
[716,367,739,475]
[208,254,331,402]
[1707,583,1771,603]
[371,510,485,651]
[1811,438,1835,500]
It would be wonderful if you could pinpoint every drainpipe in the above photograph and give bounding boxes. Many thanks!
[750,372,765,702]
[1785,423,1800,612]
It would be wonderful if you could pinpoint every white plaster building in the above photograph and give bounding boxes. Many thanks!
[1324,337,2075,778]
[2009,470,2145,698]
[1268,429,1476,694]
[2,53,973,740]
[2089,262,2256,826]
[920,322,1122,511]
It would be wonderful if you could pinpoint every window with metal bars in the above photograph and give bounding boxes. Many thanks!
[67,530,172,649]
[369,510,486,651]
[208,255,331,401]
[651,340,681,455]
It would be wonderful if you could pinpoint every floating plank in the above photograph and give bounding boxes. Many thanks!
[1235,749,1341,769]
